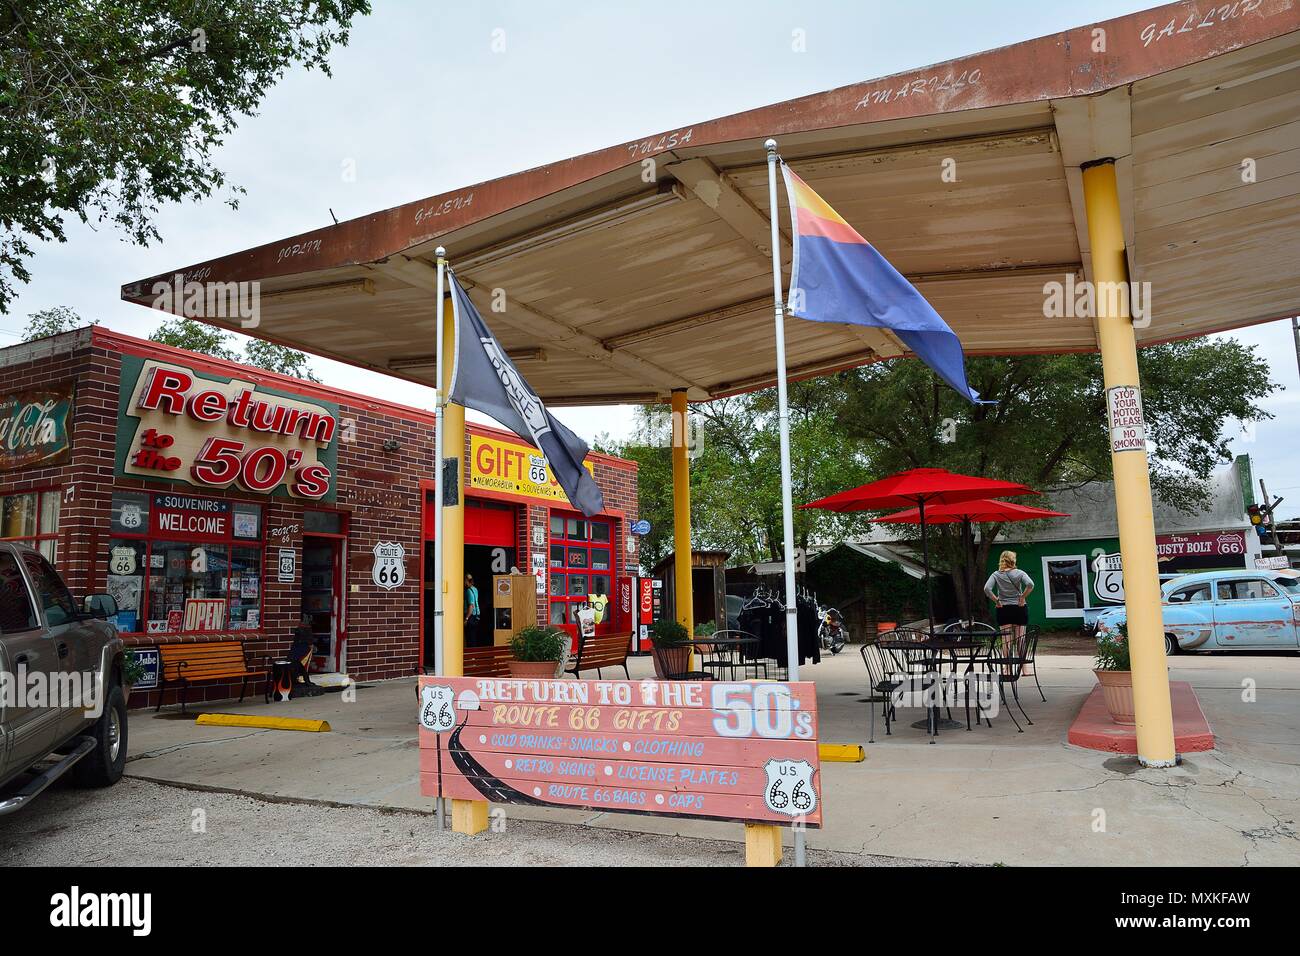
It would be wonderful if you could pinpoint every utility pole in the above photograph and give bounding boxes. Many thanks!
[1260,479,1286,555]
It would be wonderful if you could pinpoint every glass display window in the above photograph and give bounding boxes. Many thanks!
[104,490,264,635]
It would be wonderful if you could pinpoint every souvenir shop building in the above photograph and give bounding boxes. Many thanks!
[0,327,638,706]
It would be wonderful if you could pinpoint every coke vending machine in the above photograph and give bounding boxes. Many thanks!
[619,575,664,653]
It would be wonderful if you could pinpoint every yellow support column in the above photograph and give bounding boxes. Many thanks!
[441,288,488,833]
[1082,160,1177,767]
[671,390,693,638]
[745,823,782,867]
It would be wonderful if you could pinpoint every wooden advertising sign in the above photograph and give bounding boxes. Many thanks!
[418,677,822,827]
[115,355,339,500]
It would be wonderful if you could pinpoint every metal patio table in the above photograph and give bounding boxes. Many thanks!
[878,633,996,739]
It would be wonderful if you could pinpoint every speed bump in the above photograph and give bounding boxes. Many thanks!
[195,713,331,733]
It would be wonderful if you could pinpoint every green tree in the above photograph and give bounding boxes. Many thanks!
[0,0,371,313]
[603,378,870,569]
[149,317,240,361]
[832,340,1276,618]
[148,317,319,380]
[243,338,321,382]
[21,305,96,340]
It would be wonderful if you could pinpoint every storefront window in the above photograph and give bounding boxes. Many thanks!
[105,490,264,635]
[1042,556,1086,617]
[0,490,61,563]
[548,512,614,633]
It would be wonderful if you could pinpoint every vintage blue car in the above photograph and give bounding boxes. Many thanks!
[1094,568,1300,655]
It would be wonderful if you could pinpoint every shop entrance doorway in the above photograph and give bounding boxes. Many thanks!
[420,487,520,665]
[465,543,516,648]
[301,535,344,671]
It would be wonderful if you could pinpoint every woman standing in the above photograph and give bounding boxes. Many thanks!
[984,551,1034,654]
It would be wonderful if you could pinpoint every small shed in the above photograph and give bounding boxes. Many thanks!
[653,550,729,633]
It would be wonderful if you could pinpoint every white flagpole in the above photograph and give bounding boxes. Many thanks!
[432,247,447,831]
[766,139,805,868]
[433,248,447,678]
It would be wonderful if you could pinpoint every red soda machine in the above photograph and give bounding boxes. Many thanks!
[619,575,663,653]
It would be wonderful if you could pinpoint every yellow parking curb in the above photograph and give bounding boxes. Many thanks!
[195,713,331,733]
[819,743,866,763]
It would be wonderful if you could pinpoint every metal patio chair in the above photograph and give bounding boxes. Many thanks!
[982,625,1040,732]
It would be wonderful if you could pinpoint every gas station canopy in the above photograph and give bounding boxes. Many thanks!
[122,1,1300,406]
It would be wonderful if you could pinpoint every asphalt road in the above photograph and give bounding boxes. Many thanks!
[0,776,942,867]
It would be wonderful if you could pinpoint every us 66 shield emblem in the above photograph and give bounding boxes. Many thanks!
[372,541,406,590]
[763,758,818,818]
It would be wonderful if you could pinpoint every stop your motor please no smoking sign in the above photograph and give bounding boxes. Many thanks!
[1107,385,1147,453]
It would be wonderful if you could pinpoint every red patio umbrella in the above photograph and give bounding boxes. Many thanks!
[876,499,1070,620]
[802,469,1038,631]
[875,499,1068,525]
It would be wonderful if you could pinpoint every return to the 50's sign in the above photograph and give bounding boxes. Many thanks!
[418,677,822,828]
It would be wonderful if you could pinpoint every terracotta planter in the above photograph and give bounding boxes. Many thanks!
[1093,669,1135,724]
[651,644,691,679]
[507,660,561,679]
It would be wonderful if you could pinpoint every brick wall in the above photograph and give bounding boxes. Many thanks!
[0,328,639,708]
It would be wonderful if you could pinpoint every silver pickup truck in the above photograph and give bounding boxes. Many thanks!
[0,541,127,815]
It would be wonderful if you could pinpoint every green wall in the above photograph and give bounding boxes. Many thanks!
[984,537,1120,629]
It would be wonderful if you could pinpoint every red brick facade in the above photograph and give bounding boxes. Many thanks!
[0,327,638,708]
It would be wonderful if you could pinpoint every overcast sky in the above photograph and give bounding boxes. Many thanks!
[4,0,1295,517]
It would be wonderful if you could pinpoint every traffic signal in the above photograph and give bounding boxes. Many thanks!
[1248,502,1279,538]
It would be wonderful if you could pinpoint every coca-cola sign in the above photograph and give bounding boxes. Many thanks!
[0,383,74,471]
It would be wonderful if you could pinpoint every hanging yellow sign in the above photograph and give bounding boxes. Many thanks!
[468,434,594,505]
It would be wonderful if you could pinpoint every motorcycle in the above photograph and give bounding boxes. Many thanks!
[817,606,847,654]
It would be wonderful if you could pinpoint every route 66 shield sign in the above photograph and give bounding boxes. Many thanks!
[1092,552,1125,604]
[763,758,818,818]
[109,546,136,576]
[372,541,406,590]
[119,503,144,530]
[419,684,456,733]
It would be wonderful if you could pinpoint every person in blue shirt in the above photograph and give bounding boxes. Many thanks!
[465,574,481,645]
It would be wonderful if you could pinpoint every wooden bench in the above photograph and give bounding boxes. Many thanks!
[463,644,515,678]
[566,632,631,680]
[157,641,267,714]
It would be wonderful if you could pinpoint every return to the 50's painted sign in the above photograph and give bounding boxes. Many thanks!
[418,677,822,827]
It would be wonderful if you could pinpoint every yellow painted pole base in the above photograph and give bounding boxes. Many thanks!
[819,743,865,762]
[745,823,783,867]
[195,713,330,732]
[451,799,490,835]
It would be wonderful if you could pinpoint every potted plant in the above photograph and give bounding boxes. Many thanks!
[508,625,568,678]
[1093,623,1134,724]
[650,619,691,679]
[121,646,148,701]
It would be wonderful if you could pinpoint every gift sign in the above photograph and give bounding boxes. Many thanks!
[418,677,822,827]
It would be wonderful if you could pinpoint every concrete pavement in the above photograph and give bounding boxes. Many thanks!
[118,649,1300,866]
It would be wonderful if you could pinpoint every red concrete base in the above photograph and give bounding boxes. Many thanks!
[1067,681,1214,754]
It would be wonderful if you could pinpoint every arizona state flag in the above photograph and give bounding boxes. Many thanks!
[447,274,604,517]
[781,164,986,403]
